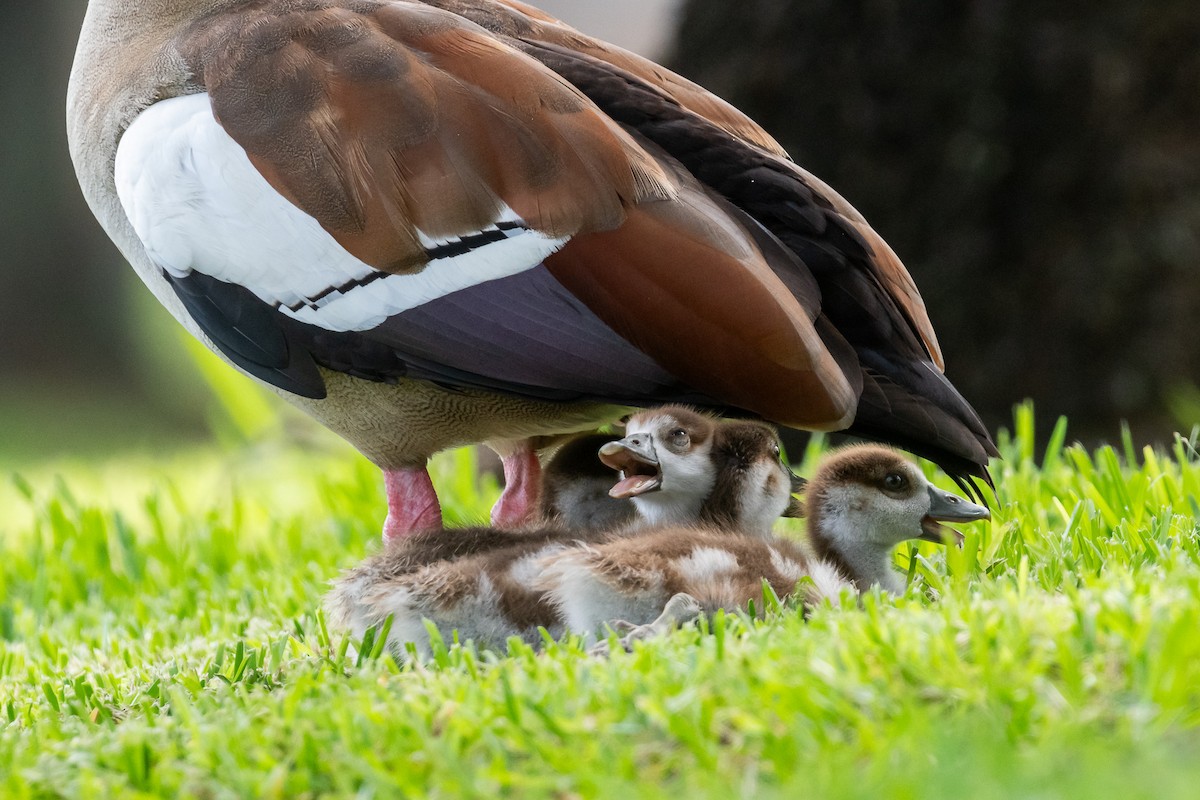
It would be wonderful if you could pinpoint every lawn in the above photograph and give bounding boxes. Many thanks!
[3,403,1200,798]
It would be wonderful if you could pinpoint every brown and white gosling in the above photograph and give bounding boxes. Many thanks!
[326,443,988,658]
[801,445,991,595]
[326,409,803,657]
[541,444,990,650]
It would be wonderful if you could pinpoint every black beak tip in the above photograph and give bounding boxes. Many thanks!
[926,484,992,523]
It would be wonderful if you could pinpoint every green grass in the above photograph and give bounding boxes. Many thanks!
[3,403,1200,798]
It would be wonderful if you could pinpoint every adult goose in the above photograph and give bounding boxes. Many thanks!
[68,0,997,539]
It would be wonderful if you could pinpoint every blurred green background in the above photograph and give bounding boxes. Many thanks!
[2,0,1197,467]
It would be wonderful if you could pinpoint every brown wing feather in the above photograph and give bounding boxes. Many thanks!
[847,221,945,371]
[507,33,947,372]
[545,182,857,430]
[180,1,676,272]
[176,0,854,427]
[521,29,788,158]
[424,0,788,157]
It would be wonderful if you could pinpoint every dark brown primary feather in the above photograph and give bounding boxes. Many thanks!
[515,34,996,481]
[514,41,940,362]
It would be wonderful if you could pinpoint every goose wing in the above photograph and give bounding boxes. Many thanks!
[508,21,996,478]
[115,0,992,478]
[115,0,854,424]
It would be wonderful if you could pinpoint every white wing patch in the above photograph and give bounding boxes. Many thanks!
[768,546,806,583]
[114,93,568,333]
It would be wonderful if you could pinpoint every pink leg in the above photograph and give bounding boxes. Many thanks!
[490,447,543,527]
[382,467,443,541]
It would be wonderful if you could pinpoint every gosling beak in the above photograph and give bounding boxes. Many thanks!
[783,496,806,518]
[599,436,662,499]
[919,485,991,545]
[783,468,806,518]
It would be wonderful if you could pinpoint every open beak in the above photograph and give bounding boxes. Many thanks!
[598,436,662,499]
[919,485,991,545]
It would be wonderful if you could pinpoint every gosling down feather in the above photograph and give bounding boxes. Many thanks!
[326,436,990,659]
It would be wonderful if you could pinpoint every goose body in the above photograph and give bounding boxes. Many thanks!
[69,0,997,539]
[327,437,989,659]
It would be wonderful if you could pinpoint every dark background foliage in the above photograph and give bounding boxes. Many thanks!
[671,0,1200,443]
[1,0,1196,461]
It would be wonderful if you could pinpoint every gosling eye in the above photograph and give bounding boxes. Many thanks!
[771,443,781,458]
[667,428,690,449]
[882,472,908,492]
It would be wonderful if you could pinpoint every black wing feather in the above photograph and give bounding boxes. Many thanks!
[166,270,327,399]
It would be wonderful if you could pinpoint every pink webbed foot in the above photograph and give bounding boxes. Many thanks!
[382,467,443,541]
[489,444,543,528]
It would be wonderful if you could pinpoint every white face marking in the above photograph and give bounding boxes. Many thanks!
[814,460,933,594]
[736,458,793,538]
[819,463,932,549]
[115,94,568,333]
[623,414,716,527]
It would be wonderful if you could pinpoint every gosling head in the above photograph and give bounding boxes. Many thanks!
[805,445,991,594]
[598,406,803,537]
